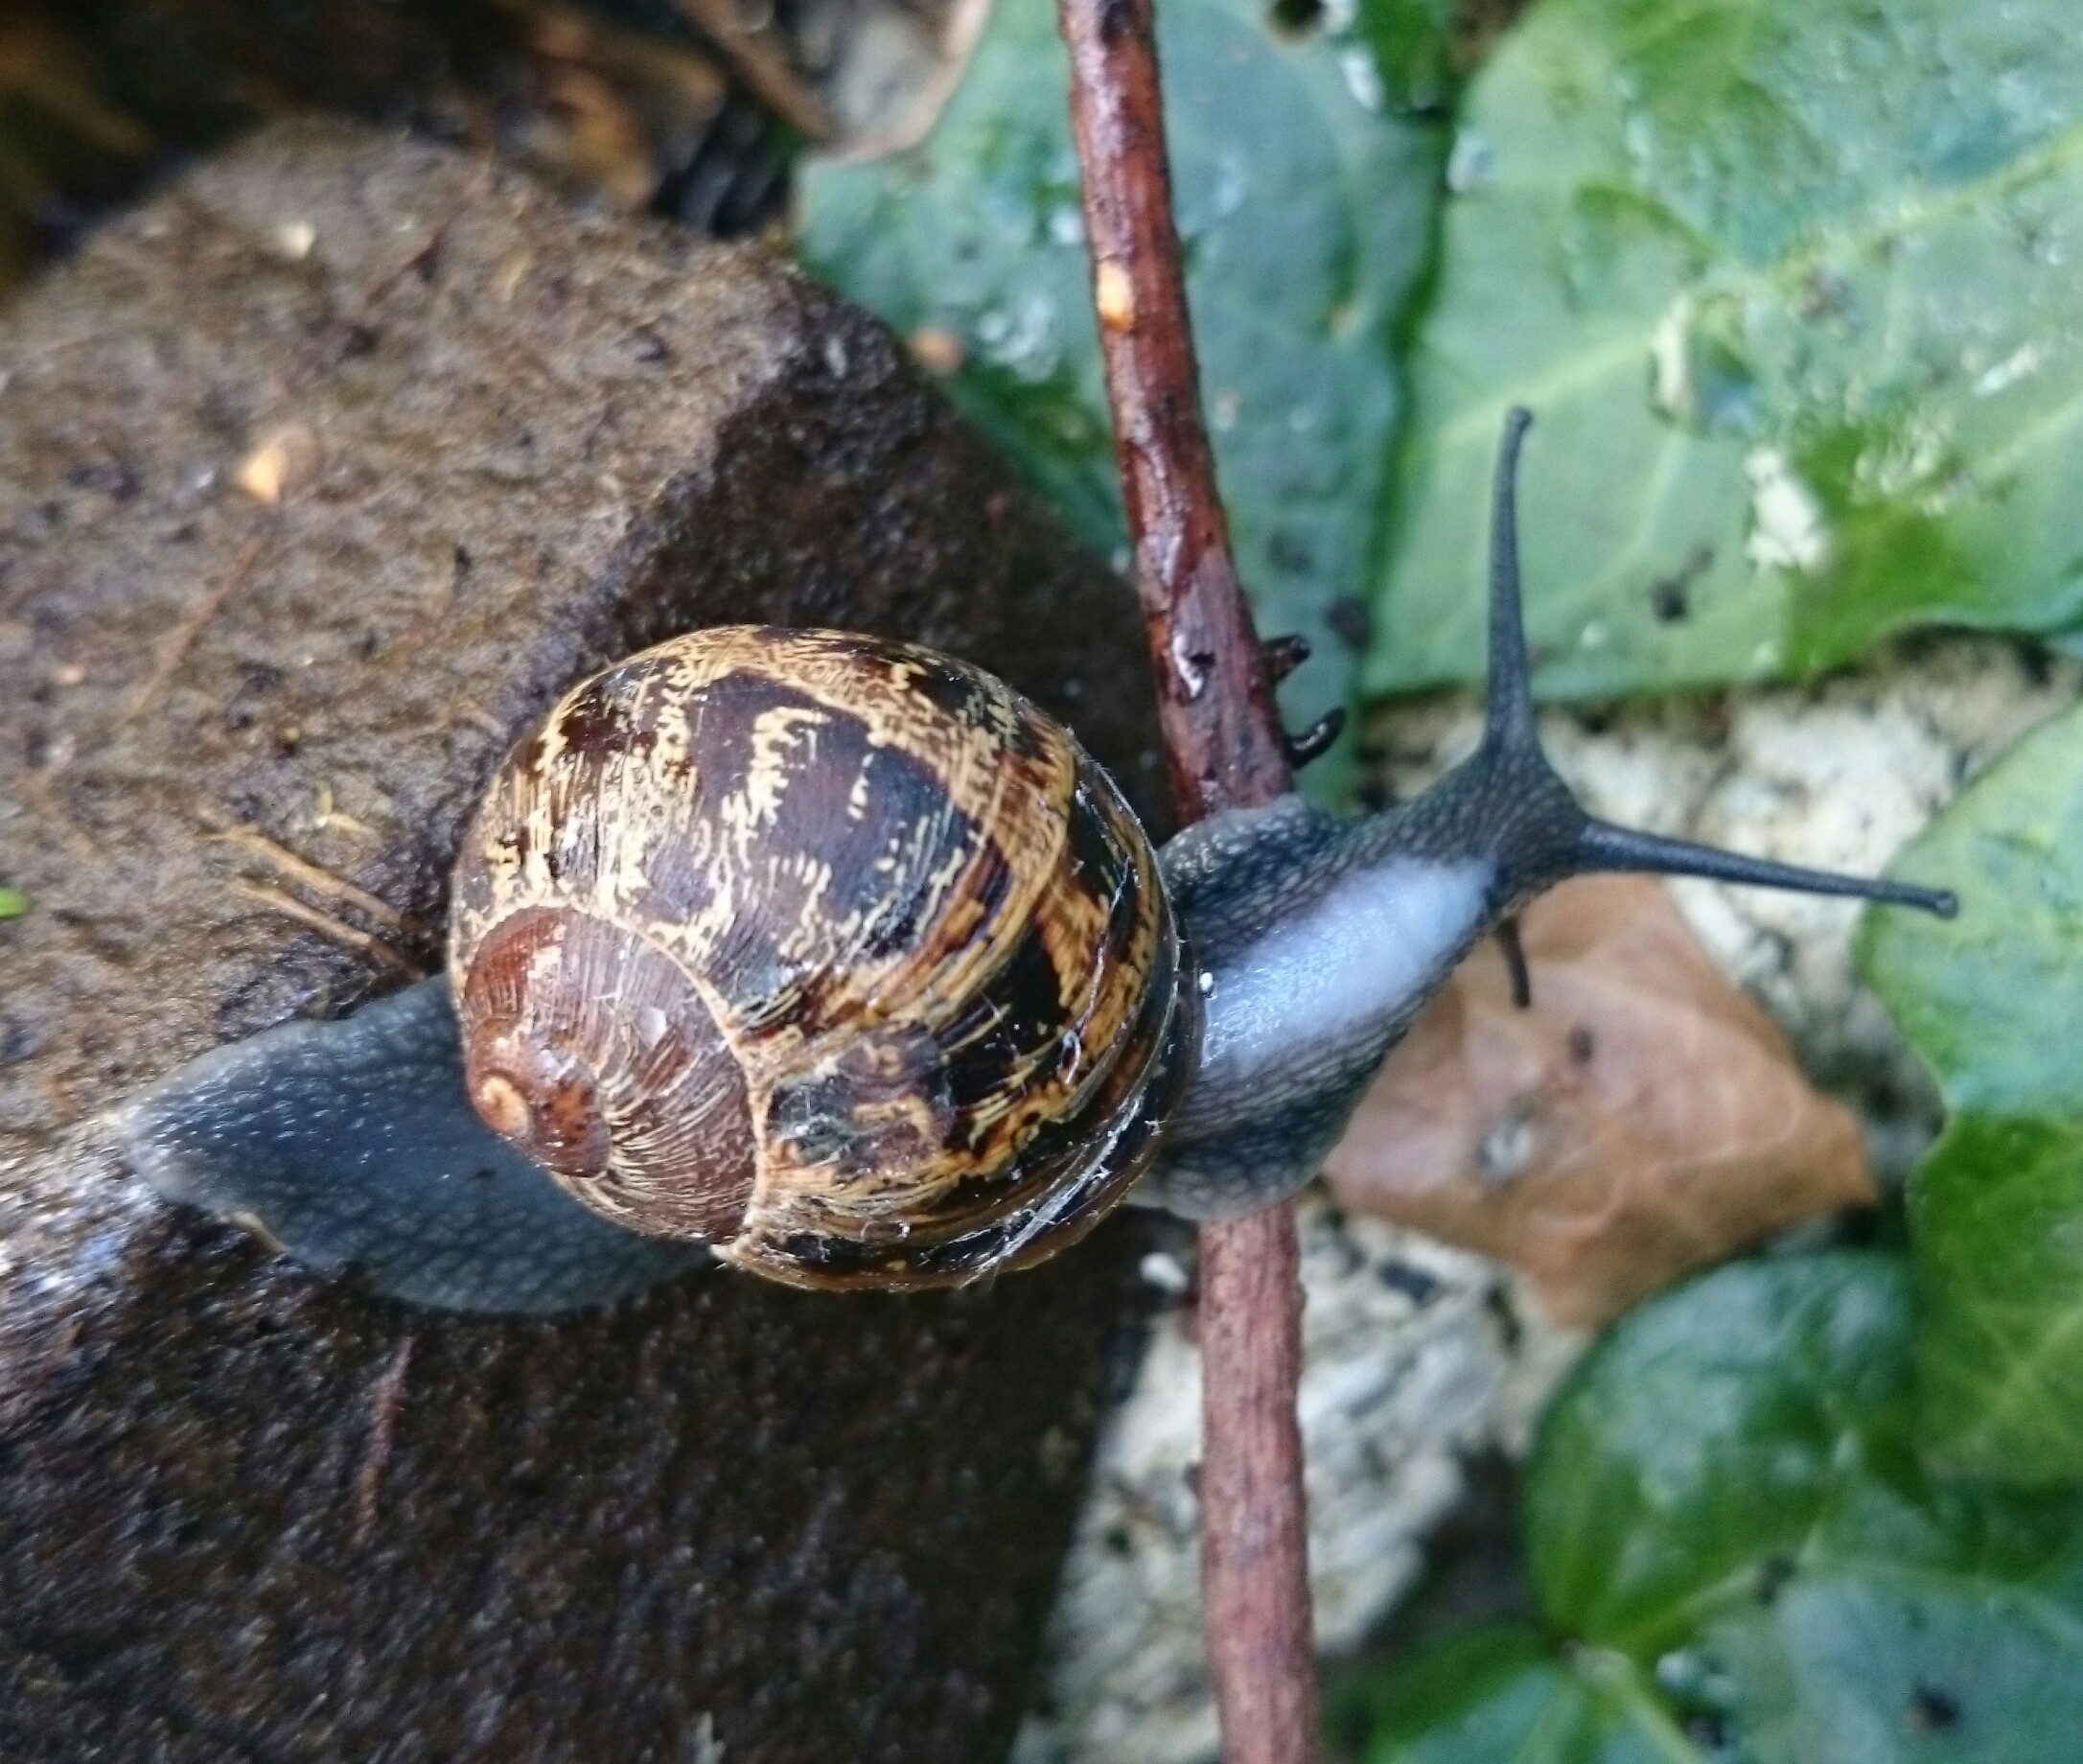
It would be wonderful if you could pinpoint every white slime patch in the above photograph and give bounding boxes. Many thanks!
[1198,857,1493,1079]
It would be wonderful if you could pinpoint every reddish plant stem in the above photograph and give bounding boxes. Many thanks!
[1193,1210,1318,1764]
[1056,0,1291,816]
[1056,0,1320,1759]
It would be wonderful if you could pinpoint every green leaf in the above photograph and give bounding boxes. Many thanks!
[1527,1254,2083,1652]
[1861,704,2083,1121]
[1863,704,2083,1480]
[1348,1627,1706,1764]
[799,0,1443,794]
[1700,1571,2083,1764]
[1533,1253,1915,1656]
[1905,1117,2083,1482]
[1371,0,2083,700]
[1352,0,1457,115]
[0,885,26,920]
[1359,1255,2083,1759]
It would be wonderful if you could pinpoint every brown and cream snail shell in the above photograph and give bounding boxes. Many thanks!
[447,625,1190,1288]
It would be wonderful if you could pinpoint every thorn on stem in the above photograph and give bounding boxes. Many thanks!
[1283,706,1345,768]
[1261,633,1310,683]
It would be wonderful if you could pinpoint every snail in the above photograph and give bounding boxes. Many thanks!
[121,410,1955,1312]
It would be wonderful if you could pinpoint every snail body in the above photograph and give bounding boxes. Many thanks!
[121,411,1956,1311]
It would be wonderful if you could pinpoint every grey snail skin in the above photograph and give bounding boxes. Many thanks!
[120,408,1956,1313]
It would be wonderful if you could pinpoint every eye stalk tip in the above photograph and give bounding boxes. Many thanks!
[1858,875,1958,918]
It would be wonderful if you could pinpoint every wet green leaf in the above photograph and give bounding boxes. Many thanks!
[1861,705,2083,1122]
[1862,703,2083,1481]
[1371,0,2083,699]
[1904,1117,2083,1483]
[1347,1627,1705,1764]
[1528,1252,2083,1640]
[1530,1254,1922,1658]
[1356,1256,2083,1759]
[1509,1254,2083,1761]
[800,0,1443,793]
[1353,0,1456,116]
[1701,1570,2083,1764]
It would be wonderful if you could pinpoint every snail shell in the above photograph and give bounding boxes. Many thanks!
[448,626,1190,1290]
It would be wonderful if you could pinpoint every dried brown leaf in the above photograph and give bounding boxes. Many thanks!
[1323,876,1875,1326]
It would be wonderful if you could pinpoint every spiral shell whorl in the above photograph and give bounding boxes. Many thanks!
[448,626,1179,1288]
[456,906,758,1241]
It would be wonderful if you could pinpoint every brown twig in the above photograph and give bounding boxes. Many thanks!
[1192,1213,1315,1761]
[1057,22,1289,813]
[205,823,425,940]
[353,1334,416,1547]
[1055,1,1319,1760]
[120,538,268,723]
[228,880,422,978]
[359,157,493,310]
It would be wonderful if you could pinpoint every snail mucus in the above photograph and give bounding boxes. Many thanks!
[121,411,1956,1312]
